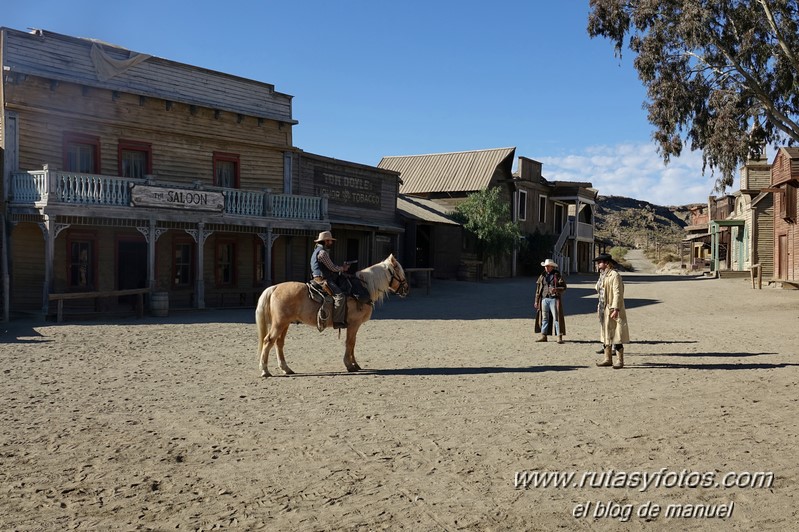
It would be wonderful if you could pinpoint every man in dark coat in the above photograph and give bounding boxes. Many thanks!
[534,258,567,343]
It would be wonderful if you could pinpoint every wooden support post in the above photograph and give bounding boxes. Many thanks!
[750,263,762,289]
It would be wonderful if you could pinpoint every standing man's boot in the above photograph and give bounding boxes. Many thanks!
[557,335,564,344]
[613,347,625,369]
[535,335,547,342]
[596,345,613,367]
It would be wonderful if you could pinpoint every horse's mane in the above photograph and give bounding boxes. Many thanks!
[357,256,396,304]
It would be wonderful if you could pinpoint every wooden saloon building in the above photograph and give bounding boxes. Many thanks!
[0,27,401,320]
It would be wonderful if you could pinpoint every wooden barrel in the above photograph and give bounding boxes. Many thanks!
[150,292,169,317]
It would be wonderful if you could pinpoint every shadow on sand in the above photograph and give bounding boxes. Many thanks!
[275,365,587,378]
[631,361,799,370]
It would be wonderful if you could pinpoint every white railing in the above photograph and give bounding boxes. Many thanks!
[11,168,324,221]
[270,194,323,220]
[575,221,593,240]
[10,170,48,203]
[550,217,595,275]
[57,172,136,205]
[553,219,572,252]
[11,169,139,205]
[224,188,265,217]
[552,250,569,275]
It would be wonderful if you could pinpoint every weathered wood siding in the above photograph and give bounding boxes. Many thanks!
[296,152,400,229]
[771,149,799,280]
[2,28,293,122]
[9,223,44,311]
[755,196,774,278]
[7,75,288,189]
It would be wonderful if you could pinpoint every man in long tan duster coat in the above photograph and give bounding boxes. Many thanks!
[594,253,630,369]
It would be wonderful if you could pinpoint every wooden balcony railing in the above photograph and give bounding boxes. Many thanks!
[10,167,326,221]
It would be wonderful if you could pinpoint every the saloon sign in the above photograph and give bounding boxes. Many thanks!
[130,184,224,212]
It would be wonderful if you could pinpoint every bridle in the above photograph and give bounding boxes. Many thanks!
[387,267,410,297]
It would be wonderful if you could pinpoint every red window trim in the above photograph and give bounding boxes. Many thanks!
[212,151,240,188]
[118,139,153,177]
[63,132,101,173]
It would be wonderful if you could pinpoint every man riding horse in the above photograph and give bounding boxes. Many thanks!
[310,230,352,329]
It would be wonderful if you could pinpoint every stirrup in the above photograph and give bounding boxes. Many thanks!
[317,306,330,332]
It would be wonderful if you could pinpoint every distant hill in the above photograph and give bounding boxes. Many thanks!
[594,195,701,252]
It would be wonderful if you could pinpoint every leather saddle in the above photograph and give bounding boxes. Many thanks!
[307,280,331,304]
[306,275,371,305]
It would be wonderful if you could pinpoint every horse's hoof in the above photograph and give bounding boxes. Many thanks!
[282,368,295,375]
[261,370,272,378]
[346,365,360,372]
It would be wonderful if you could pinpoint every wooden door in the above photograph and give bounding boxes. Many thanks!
[778,234,788,279]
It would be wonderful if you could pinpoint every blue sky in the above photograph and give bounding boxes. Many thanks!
[4,1,732,206]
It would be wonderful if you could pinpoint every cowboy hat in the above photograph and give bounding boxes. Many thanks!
[593,253,616,264]
[314,230,335,243]
[540,258,558,267]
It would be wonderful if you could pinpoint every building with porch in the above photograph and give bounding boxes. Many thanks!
[1,28,332,319]
[701,151,774,277]
[378,148,597,276]
[770,147,799,282]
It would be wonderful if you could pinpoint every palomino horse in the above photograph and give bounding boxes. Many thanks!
[255,254,409,377]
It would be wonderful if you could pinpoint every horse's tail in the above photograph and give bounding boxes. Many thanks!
[255,285,276,354]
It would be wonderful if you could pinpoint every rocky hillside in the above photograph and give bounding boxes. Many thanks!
[594,195,700,253]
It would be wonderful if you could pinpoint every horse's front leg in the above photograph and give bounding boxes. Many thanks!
[343,324,362,372]
[275,328,294,375]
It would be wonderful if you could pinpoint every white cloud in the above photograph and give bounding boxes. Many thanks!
[537,143,734,206]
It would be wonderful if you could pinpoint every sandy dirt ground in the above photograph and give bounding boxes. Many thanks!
[2,251,798,531]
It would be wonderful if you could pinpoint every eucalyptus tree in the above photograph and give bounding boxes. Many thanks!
[588,0,799,191]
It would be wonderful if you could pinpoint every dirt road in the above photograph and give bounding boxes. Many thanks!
[1,270,796,530]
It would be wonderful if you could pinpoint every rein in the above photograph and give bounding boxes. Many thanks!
[387,267,409,297]
[370,266,409,300]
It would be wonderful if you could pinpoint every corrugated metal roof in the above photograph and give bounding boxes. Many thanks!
[396,195,460,225]
[378,147,515,195]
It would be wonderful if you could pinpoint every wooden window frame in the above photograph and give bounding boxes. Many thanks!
[215,239,237,287]
[786,183,797,223]
[66,232,98,290]
[63,132,101,173]
[553,203,565,233]
[213,152,240,188]
[517,189,528,222]
[118,139,153,178]
[172,239,195,289]
[538,195,547,224]
[253,237,265,287]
